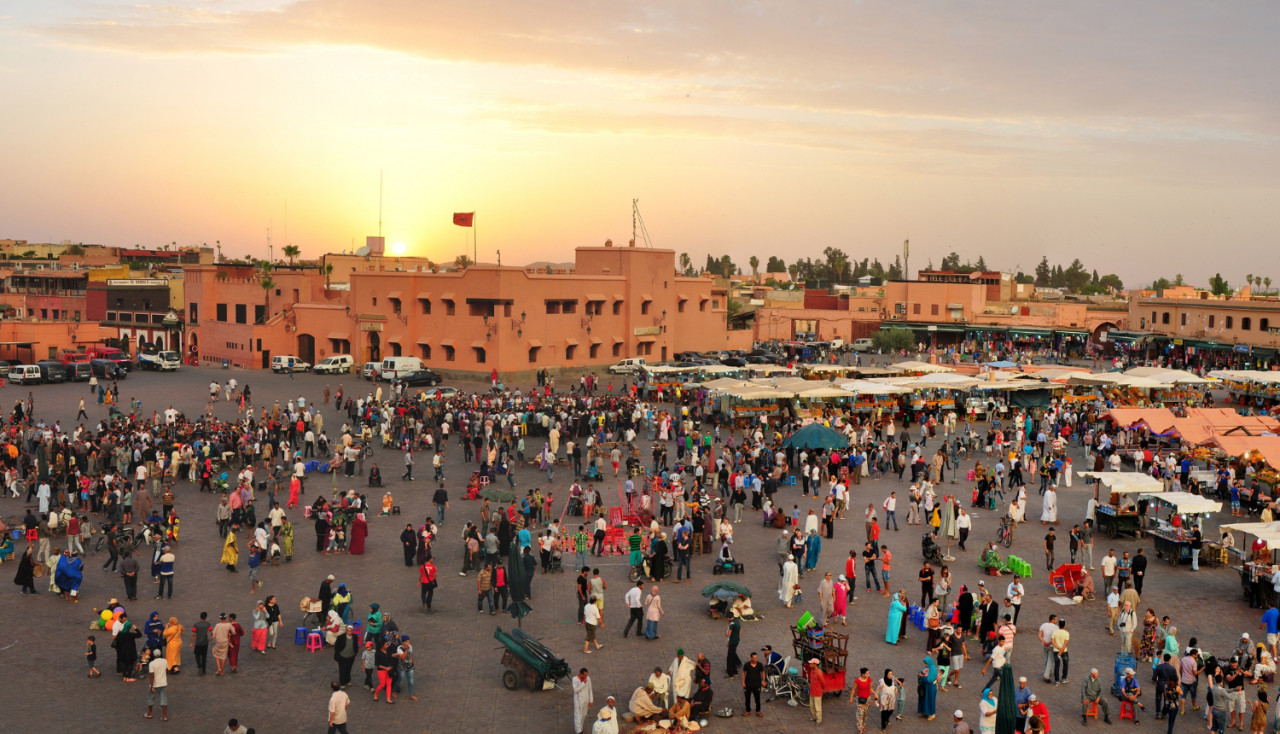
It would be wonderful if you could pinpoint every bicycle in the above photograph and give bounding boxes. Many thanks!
[628,556,673,584]
[996,516,1015,548]
[765,661,811,707]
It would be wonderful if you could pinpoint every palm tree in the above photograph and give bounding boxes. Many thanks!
[1247,274,1255,289]
[679,253,692,275]
[454,254,473,270]
[749,256,760,279]
[321,262,334,290]
[214,270,229,283]
[283,244,300,266]
[1266,277,1273,293]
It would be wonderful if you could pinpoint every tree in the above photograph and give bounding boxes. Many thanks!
[748,256,759,279]
[1247,274,1255,289]
[259,263,276,322]
[766,256,786,273]
[787,263,799,281]
[1266,277,1273,292]
[454,254,473,270]
[1151,277,1172,292]
[678,253,692,276]
[1173,273,1185,286]
[704,254,717,275]
[1098,274,1124,291]
[718,255,735,278]
[65,244,85,256]
[1034,257,1051,287]
[321,262,334,290]
[283,244,300,265]
[973,256,988,272]
[1209,273,1231,296]
[940,252,962,271]
[872,327,915,353]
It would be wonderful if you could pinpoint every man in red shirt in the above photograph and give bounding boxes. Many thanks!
[806,658,826,723]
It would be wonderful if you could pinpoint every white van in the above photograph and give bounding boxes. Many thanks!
[7,365,42,385]
[314,354,354,375]
[380,356,424,380]
[608,358,647,375]
[270,355,311,373]
[851,338,875,352]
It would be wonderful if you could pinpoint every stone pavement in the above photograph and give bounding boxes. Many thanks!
[0,366,1261,733]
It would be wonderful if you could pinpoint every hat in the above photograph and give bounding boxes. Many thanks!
[1028,694,1037,702]
[954,710,964,719]
[838,574,847,582]
[808,658,819,665]
[1018,676,1027,682]
[365,641,374,648]
[1242,633,1251,639]
[326,574,335,581]
[676,648,685,656]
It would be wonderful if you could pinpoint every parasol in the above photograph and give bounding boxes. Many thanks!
[701,581,753,599]
[781,423,850,451]
[995,662,1016,734]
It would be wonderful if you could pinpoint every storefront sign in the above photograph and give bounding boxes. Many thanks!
[359,322,383,332]
[634,326,662,336]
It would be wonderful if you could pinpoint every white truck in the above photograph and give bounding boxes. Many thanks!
[138,350,181,371]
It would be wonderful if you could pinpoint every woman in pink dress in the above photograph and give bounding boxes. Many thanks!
[833,574,850,625]
[348,513,368,555]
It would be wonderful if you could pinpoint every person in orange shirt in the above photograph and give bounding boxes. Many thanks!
[880,545,892,596]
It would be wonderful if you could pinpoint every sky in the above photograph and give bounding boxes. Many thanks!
[2,1,1278,287]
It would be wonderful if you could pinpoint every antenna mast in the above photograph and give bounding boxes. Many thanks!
[632,199,653,248]
[378,169,383,238]
[267,226,272,264]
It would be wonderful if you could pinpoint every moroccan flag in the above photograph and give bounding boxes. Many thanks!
[453,212,474,227]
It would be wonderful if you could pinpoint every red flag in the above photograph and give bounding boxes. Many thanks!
[453,212,474,227]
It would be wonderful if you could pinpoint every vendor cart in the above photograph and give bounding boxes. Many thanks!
[298,596,323,627]
[1081,472,1160,539]
[790,616,848,696]
[494,626,571,692]
[1141,492,1222,566]
[1094,505,1142,539]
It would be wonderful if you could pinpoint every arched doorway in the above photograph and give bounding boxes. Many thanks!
[366,332,381,364]
[297,333,316,365]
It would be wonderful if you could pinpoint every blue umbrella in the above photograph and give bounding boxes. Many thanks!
[782,423,850,451]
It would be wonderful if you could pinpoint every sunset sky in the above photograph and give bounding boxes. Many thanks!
[3,1,1278,286]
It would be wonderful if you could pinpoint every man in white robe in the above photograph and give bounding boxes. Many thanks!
[593,696,619,734]
[572,669,593,734]
[780,555,799,607]
[669,650,695,708]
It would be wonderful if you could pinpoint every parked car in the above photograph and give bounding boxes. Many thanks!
[314,354,355,375]
[851,338,875,352]
[608,358,647,375]
[400,369,443,387]
[8,365,42,385]
[745,354,776,364]
[90,359,124,380]
[425,386,459,400]
[362,361,381,380]
[36,361,71,383]
[70,362,92,381]
[379,356,424,380]
[270,355,311,373]
[719,356,748,367]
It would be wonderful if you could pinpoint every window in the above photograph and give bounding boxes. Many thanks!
[562,300,577,314]
[73,311,80,322]
[677,299,686,313]
[472,346,486,364]
[565,344,577,360]
[444,299,455,316]
[1161,312,1170,325]
[390,342,402,356]
[1180,313,1187,326]
[189,303,199,324]
[254,305,265,323]
[1242,317,1252,331]
[390,297,402,315]
[235,304,247,324]
[419,345,431,360]
[444,345,456,361]
[913,303,921,315]
[713,299,720,309]
[115,298,124,308]
[1209,315,1216,328]
[1152,311,1157,322]
[469,301,495,318]
[1226,316,1234,329]
[589,343,600,359]
[372,297,377,306]
[1263,319,1271,332]
[106,311,117,321]
[528,346,540,363]
[641,300,651,316]
[117,312,132,322]
[613,301,623,315]
[699,300,707,312]
[418,298,431,314]
[216,303,228,322]
[612,343,622,357]
[931,304,939,316]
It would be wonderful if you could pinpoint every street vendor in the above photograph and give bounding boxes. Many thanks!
[979,543,1004,575]
[628,682,666,722]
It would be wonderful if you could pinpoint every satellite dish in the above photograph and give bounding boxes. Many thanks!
[355,246,371,257]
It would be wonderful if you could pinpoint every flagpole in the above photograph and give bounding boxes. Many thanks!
[473,214,478,266]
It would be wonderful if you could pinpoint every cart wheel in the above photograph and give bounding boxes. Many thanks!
[502,669,519,690]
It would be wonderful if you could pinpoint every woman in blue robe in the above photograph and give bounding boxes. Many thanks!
[54,551,84,600]
[886,592,907,644]
[804,530,821,571]
[144,611,164,651]
[916,655,938,719]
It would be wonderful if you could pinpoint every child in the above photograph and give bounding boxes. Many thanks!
[791,583,803,607]
[361,641,376,690]
[325,526,338,555]
[86,635,100,678]
[791,505,801,527]
[335,526,347,553]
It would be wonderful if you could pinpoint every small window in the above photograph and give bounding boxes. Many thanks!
[562,301,577,314]
[913,303,921,315]
[254,305,265,323]
[546,301,562,315]
[612,343,622,357]
[444,345,456,361]
[189,303,199,324]
[589,343,600,359]
[677,299,686,313]
[565,344,577,360]
[390,297,402,315]
[1242,317,1252,331]
[1226,316,1234,329]
[1162,312,1170,325]
[372,297,377,306]
[419,298,432,315]
[390,342,402,357]
[699,300,707,312]
[1180,313,1186,326]
[419,345,432,360]
[444,299,455,316]
[931,304,939,316]
[1262,319,1270,332]
[612,301,623,315]
[528,346,540,363]
[473,346,486,364]
[216,303,227,322]
[235,304,247,324]
[641,301,651,316]
[1209,315,1216,328]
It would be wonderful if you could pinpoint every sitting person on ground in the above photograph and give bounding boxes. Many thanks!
[979,543,1005,574]
[628,683,666,722]
[718,541,735,567]
[729,593,756,620]
[381,492,393,516]
[1076,568,1095,599]
[368,464,382,487]
[689,676,714,718]
[1250,643,1275,683]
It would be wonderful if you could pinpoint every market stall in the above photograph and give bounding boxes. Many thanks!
[1140,492,1222,565]
[1079,472,1163,538]
[1220,521,1280,607]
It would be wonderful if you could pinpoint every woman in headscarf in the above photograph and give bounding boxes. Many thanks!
[832,574,850,626]
[279,517,294,561]
[805,529,821,571]
[13,544,36,595]
[875,669,899,730]
[163,617,183,673]
[323,608,345,645]
[221,529,238,571]
[979,686,998,734]
[399,524,416,566]
[365,603,384,644]
[144,611,164,651]
[649,532,668,582]
[916,655,938,720]
[886,591,907,645]
[55,549,84,602]
[251,600,269,653]
[348,513,368,555]
[114,613,141,681]
[957,584,975,637]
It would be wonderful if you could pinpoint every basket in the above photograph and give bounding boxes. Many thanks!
[796,611,815,631]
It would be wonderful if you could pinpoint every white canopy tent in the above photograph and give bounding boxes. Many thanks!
[1078,472,1165,493]
[891,360,955,374]
[1140,491,1222,515]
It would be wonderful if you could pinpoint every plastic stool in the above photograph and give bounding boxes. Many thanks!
[1084,700,1098,720]
[295,627,307,645]
[306,631,323,652]
[350,620,363,636]
[1118,701,1135,722]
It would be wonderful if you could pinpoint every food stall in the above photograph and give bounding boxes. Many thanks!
[1079,472,1163,538]
[791,613,848,696]
[1140,492,1222,565]
[1220,521,1280,607]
